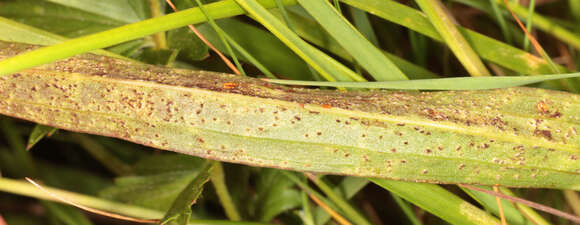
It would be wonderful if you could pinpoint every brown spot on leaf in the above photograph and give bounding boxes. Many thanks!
[534,129,553,140]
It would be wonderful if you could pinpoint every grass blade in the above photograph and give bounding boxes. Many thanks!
[264,73,580,90]
[415,0,491,77]
[235,0,364,82]
[0,0,299,76]
[339,0,567,75]
[297,0,408,81]
[371,179,500,225]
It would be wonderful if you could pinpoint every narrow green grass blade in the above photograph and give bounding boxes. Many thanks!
[194,0,246,76]
[223,34,276,78]
[210,162,241,221]
[523,0,535,51]
[197,19,294,79]
[314,177,369,225]
[235,0,364,82]
[415,0,491,77]
[264,73,580,90]
[0,0,299,76]
[371,179,500,225]
[391,194,422,225]
[0,177,270,225]
[462,186,550,225]
[492,0,580,51]
[339,0,566,75]
[306,174,371,225]
[0,16,130,60]
[489,0,512,44]
[350,7,379,47]
[270,9,438,79]
[297,0,407,81]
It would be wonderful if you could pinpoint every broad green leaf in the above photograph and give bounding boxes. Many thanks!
[254,169,301,222]
[372,179,500,225]
[297,0,407,81]
[0,0,123,38]
[167,27,209,62]
[44,0,145,23]
[138,48,179,66]
[100,155,205,211]
[27,124,57,150]
[1,42,579,189]
[0,16,66,45]
[161,161,214,225]
[0,0,300,77]
[264,73,580,90]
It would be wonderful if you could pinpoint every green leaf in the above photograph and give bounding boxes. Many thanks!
[234,0,364,82]
[99,155,205,211]
[254,169,302,222]
[297,0,407,81]
[462,186,545,225]
[372,179,500,225]
[197,18,312,80]
[161,160,214,225]
[167,27,209,62]
[339,0,567,75]
[0,0,123,38]
[44,0,146,23]
[138,47,179,66]
[269,8,438,79]
[264,73,580,90]
[415,0,491,77]
[0,16,66,45]
[0,0,299,77]
[27,124,57,150]
[306,174,371,225]
[2,41,580,189]
[314,177,368,225]
[42,201,94,225]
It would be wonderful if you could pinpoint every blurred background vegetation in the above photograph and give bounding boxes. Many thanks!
[0,0,579,225]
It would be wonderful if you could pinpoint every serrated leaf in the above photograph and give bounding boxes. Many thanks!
[161,161,214,225]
